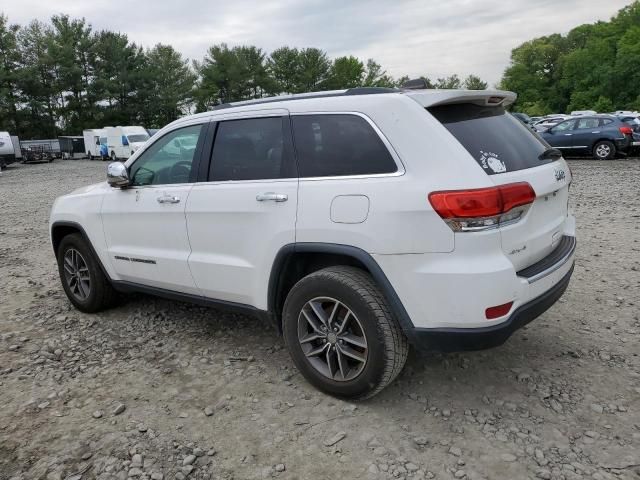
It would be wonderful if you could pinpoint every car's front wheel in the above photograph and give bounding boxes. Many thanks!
[282,266,408,399]
[593,140,615,160]
[57,233,117,312]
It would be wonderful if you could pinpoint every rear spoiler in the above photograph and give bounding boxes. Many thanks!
[405,89,517,108]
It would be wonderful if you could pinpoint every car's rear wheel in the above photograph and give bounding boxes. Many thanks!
[282,266,408,399]
[57,233,117,312]
[593,140,615,160]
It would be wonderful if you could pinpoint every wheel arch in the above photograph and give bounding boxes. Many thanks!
[51,221,111,279]
[268,243,416,338]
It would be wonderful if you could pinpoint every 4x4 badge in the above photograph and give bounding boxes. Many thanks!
[554,169,566,182]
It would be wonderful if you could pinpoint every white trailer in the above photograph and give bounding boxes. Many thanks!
[0,131,16,169]
[83,129,107,160]
[106,126,149,160]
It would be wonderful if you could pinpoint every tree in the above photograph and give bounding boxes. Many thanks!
[0,14,22,134]
[141,44,196,127]
[463,74,487,90]
[267,46,300,94]
[326,55,364,90]
[296,48,331,92]
[362,59,396,88]
[435,74,461,89]
[17,20,58,138]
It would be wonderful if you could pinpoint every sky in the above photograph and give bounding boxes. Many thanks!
[1,0,634,85]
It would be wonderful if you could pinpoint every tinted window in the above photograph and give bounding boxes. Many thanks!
[428,104,551,175]
[576,118,599,129]
[129,124,203,186]
[600,118,614,126]
[292,114,397,177]
[210,117,293,181]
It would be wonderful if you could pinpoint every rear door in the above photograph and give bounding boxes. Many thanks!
[185,111,298,308]
[571,117,601,152]
[429,103,572,271]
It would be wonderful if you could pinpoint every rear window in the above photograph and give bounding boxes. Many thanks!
[428,104,551,175]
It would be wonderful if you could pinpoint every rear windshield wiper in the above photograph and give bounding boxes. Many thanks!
[539,148,562,161]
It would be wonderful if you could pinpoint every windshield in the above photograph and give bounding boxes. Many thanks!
[127,134,149,143]
[429,103,552,175]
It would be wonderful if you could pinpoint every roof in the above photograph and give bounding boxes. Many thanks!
[208,87,517,112]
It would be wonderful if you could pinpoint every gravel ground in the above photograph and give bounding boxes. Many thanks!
[0,159,639,480]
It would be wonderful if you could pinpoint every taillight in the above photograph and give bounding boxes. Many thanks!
[620,126,633,135]
[429,182,535,232]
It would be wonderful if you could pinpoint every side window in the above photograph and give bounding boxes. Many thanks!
[576,118,599,129]
[209,117,294,181]
[292,114,397,178]
[553,120,576,132]
[129,124,203,186]
[600,118,614,126]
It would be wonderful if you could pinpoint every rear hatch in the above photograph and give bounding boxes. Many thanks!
[427,102,571,271]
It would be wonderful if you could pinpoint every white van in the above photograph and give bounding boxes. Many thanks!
[106,126,150,161]
[83,129,106,160]
[0,131,16,169]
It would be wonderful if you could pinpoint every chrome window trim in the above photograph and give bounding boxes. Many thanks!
[290,111,406,181]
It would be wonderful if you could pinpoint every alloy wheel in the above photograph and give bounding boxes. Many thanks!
[596,144,611,159]
[297,297,368,381]
[63,248,91,301]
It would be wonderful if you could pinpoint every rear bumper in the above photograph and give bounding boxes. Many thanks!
[409,263,574,352]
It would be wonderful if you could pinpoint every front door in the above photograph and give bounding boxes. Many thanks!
[101,122,208,294]
[571,117,602,152]
[186,111,298,309]
[544,119,577,151]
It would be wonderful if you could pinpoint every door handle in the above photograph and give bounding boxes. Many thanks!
[256,192,288,202]
[591,131,600,133]
[157,195,180,204]
[564,133,572,136]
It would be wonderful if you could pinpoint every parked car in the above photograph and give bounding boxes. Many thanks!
[539,115,633,159]
[534,115,571,132]
[570,110,597,116]
[511,112,537,132]
[617,114,640,132]
[50,86,576,399]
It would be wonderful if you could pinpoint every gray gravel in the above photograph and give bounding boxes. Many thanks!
[0,159,639,480]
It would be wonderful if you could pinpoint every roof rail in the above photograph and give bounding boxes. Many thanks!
[209,87,399,111]
[344,87,400,95]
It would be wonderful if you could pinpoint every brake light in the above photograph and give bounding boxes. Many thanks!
[620,126,633,135]
[428,182,535,232]
[485,301,513,319]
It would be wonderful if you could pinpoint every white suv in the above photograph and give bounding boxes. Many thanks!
[50,86,576,399]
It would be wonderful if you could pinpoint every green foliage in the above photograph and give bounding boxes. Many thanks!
[0,12,490,138]
[501,1,640,113]
[463,74,487,90]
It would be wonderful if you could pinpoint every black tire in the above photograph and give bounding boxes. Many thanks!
[593,140,615,160]
[56,233,118,313]
[282,266,408,400]
[87,152,93,160]
[110,151,116,162]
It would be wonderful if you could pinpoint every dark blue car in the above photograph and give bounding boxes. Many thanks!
[539,115,633,160]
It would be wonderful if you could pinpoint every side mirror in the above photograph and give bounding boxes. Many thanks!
[96,139,100,145]
[107,162,130,188]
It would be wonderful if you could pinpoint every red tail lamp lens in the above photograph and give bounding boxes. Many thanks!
[485,302,514,319]
[429,183,535,219]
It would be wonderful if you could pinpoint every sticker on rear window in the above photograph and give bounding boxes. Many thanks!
[479,150,506,174]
